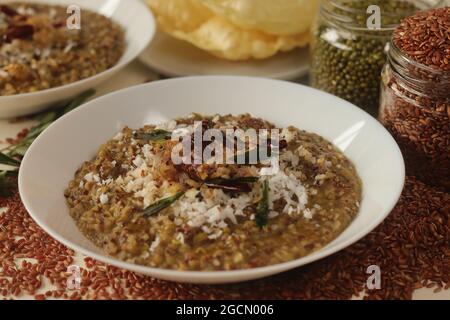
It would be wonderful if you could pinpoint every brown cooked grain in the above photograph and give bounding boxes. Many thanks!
[0,3,125,95]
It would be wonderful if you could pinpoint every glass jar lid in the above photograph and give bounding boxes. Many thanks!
[320,0,445,32]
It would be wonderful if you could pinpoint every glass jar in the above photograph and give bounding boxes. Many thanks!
[379,42,450,191]
[310,0,443,116]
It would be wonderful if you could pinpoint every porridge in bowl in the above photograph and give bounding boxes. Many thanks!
[65,114,362,271]
[0,2,125,95]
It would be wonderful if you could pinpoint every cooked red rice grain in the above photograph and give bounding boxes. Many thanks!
[0,176,448,300]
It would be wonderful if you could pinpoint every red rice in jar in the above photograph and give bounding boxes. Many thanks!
[379,7,450,191]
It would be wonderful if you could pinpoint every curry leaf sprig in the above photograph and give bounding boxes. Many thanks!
[0,90,95,197]
[134,129,172,142]
[142,192,185,217]
[1,90,95,159]
[0,153,21,167]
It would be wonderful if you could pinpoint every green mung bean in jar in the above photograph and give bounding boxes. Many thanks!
[310,0,443,116]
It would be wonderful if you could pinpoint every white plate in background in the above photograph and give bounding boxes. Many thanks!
[0,0,155,118]
[19,76,405,284]
[139,31,310,80]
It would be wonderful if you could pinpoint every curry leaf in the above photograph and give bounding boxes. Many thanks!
[142,192,185,217]
[7,139,33,158]
[0,153,21,167]
[134,129,172,142]
[5,90,95,158]
[0,90,95,197]
[256,180,269,228]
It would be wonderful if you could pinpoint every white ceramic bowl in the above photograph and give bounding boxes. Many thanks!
[19,76,405,284]
[0,0,155,119]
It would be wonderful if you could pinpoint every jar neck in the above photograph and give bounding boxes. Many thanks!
[319,0,442,32]
[387,42,450,98]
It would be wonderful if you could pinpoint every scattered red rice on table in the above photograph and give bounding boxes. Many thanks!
[0,177,448,300]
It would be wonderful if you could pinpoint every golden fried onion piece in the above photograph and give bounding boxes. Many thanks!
[147,0,311,61]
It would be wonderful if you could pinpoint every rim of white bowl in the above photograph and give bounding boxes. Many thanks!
[19,76,406,283]
[0,0,155,102]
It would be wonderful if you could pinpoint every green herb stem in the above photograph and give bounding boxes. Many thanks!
[134,129,172,142]
[255,180,269,228]
[0,90,95,196]
[0,153,21,167]
[142,192,185,217]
